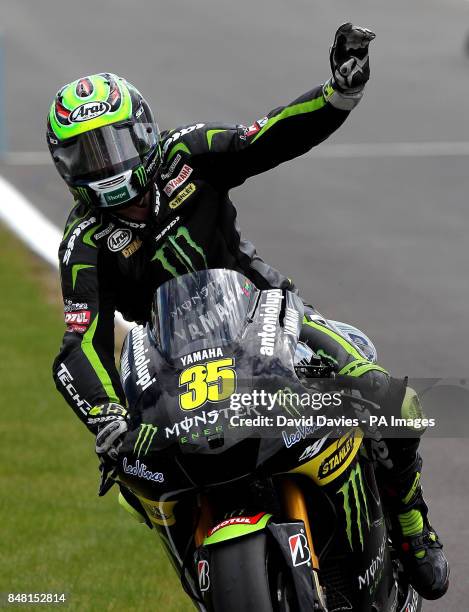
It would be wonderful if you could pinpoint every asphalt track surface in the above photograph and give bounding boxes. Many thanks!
[1,1,469,607]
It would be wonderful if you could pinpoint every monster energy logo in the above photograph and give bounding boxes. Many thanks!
[337,463,370,551]
[152,226,207,277]
[134,423,158,457]
[76,186,91,204]
[134,165,147,187]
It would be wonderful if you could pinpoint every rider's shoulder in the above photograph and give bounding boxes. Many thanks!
[160,122,208,162]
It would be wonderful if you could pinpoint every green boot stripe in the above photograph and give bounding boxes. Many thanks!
[398,509,424,537]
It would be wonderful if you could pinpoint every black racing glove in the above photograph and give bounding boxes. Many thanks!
[88,403,129,463]
[323,22,376,111]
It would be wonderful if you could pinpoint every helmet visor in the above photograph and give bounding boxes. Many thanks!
[54,119,159,182]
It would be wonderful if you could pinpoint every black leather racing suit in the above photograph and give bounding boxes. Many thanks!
[53,82,352,424]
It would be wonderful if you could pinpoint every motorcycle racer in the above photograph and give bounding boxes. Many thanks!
[48,24,448,600]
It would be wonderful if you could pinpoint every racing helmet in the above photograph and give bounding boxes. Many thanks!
[47,73,161,209]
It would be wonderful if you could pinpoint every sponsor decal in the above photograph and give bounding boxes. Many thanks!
[104,185,130,205]
[63,216,96,265]
[154,216,180,244]
[288,532,311,567]
[152,226,206,278]
[70,101,110,123]
[75,186,91,204]
[207,512,267,537]
[171,288,238,343]
[94,223,114,240]
[337,462,370,551]
[160,153,182,180]
[293,428,363,486]
[170,280,217,316]
[122,237,143,258]
[297,434,331,459]
[163,164,193,196]
[358,534,386,591]
[282,424,318,449]
[246,116,268,137]
[169,182,196,209]
[134,423,158,457]
[108,228,133,252]
[120,348,131,383]
[55,362,92,415]
[180,347,223,367]
[318,430,356,479]
[153,185,161,216]
[64,309,91,333]
[64,299,88,312]
[134,165,147,188]
[122,457,164,482]
[116,218,146,229]
[162,123,205,156]
[197,560,210,593]
[284,306,300,336]
[258,289,283,356]
[131,326,156,391]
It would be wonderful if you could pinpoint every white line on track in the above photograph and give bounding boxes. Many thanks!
[0,175,134,331]
[4,141,469,166]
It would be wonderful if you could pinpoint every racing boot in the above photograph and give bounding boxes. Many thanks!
[381,453,449,600]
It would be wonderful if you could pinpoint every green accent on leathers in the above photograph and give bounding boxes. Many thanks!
[251,95,326,144]
[71,264,94,290]
[81,314,119,402]
[206,129,226,150]
[167,142,190,162]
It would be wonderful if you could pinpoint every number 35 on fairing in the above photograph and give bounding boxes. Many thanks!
[178,358,237,411]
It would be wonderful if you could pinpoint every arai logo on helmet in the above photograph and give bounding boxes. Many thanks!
[70,101,111,123]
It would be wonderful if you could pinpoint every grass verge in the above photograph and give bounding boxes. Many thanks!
[0,226,191,611]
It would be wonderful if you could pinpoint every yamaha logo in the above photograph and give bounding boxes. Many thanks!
[70,101,110,123]
[107,228,132,252]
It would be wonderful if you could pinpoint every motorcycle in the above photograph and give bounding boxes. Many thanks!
[114,268,422,611]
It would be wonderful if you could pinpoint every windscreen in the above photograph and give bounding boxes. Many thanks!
[152,269,257,360]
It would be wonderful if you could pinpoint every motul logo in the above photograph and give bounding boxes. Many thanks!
[288,532,311,567]
[70,101,110,123]
[64,311,91,325]
[207,512,266,536]
[197,560,210,592]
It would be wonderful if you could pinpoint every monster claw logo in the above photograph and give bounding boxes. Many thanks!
[152,226,207,277]
[76,186,91,204]
[337,462,370,551]
[134,423,158,457]
[134,165,147,188]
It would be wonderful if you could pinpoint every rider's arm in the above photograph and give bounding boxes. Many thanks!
[189,82,353,190]
[52,203,125,433]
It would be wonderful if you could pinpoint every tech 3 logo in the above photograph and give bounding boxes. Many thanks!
[134,423,158,458]
[337,462,370,551]
[152,226,207,277]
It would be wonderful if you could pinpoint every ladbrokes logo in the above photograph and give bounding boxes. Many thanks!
[337,462,370,551]
[318,430,355,480]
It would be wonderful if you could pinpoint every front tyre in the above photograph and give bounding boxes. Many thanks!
[208,532,297,612]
